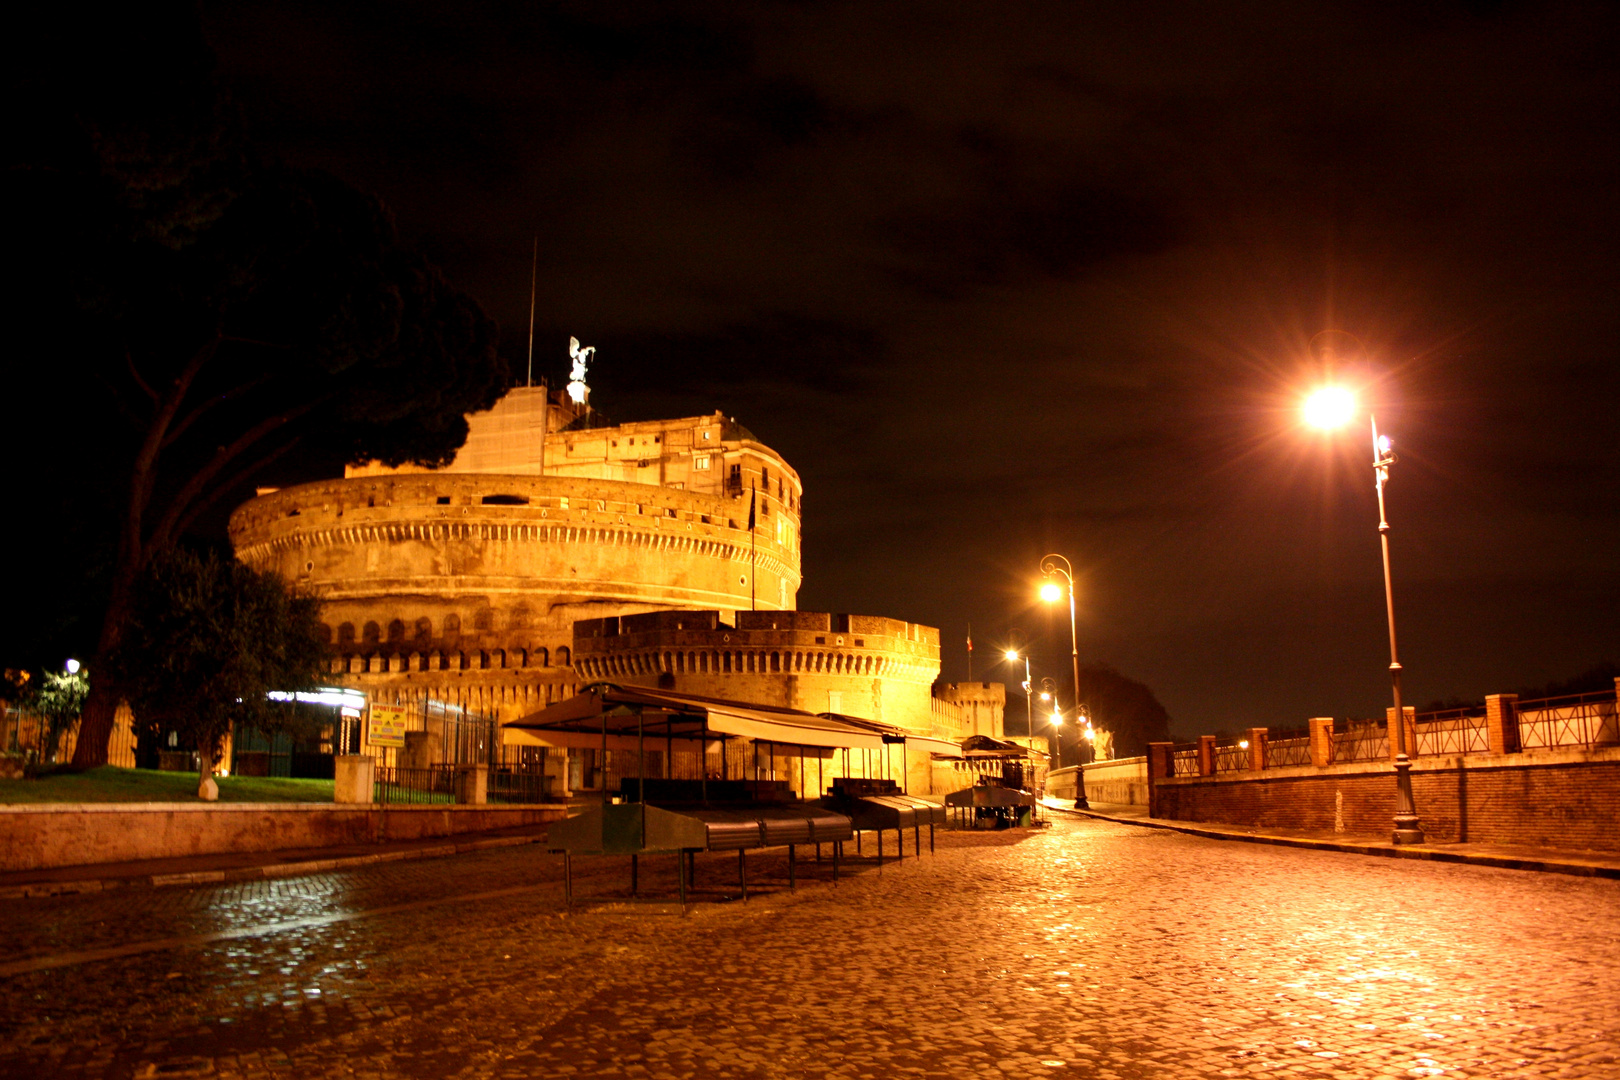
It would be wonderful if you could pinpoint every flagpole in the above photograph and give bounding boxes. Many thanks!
[749,487,757,610]
[966,623,973,681]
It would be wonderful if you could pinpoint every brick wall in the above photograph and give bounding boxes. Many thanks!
[1150,748,1620,851]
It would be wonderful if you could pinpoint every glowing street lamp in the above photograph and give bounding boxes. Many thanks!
[1039,553,1088,809]
[1304,384,1425,844]
[1004,647,1035,746]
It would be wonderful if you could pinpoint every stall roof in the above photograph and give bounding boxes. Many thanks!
[957,735,1051,760]
[505,684,892,751]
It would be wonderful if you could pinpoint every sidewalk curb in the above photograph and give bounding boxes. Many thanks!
[1045,802,1620,879]
[0,832,549,899]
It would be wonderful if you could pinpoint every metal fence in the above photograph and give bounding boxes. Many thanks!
[1171,745,1200,776]
[1411,708,1489,757]
[1331,722,1389,764]
[1213,743,1249,773]
[488,766,552,803]
[1516,692,1620,751]
[1267,736,1312,768]
[375,765,457,804]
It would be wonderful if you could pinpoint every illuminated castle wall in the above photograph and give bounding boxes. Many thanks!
[229,387,802,725]
[229,383,1004,792]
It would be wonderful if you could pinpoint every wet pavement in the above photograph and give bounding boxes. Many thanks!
[3,815,1617,1079]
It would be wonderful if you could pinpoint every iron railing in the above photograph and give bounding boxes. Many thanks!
[375,765,457,804]
[1516,692,1620,751]
[487,767,553,803]
[1411,708,1489,757]
[1214,743,1249,773]
[1171,745,1200,776]
[1267,736,1312,768]
[1331,723,1388,764]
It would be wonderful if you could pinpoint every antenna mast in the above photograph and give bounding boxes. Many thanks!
[525,236,538,387]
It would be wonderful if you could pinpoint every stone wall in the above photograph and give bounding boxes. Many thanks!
[1048,758,1149,805]
[0,803,566,874]
[230,469,801,727]
[1149,747,1620,850]
[572,609,966,794]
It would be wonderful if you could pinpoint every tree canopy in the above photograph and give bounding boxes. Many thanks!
[113,548,329,780]
[7,6,508,764]
[1075,662,1174,760]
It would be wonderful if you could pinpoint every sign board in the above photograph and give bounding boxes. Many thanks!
[368,705,408,749]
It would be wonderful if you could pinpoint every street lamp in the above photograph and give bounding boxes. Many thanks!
[1004,646,1034,746]
[1304,386,1425,844]
[1039,676,1064,765]
[1039,553,1088,809]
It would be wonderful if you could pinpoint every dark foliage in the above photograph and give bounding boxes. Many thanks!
[5,5,507,764]
[112,549,328,768]
[1075,662,1173,759]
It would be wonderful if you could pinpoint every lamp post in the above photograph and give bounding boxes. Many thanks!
[1039,676,1064,765]
[1304,387,1425,844]
[1039,554,1088,809]
[1004,647,1034,746]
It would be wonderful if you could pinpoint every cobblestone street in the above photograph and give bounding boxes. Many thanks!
[3,815,1617,1079]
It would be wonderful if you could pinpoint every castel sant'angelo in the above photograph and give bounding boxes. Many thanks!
[229,352,1005,792]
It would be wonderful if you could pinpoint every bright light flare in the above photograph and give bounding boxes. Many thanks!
[1052,712,1063,726]
[1303,386,1357,430]
[1039,581,1064,603]
[1004,649,1020,662]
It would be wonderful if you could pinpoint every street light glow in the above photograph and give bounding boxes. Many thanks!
[1039,581,1063,603]
[1303,386,1357,429]
[1004,648,1020,662]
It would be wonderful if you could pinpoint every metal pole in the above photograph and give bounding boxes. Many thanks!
[1023,656,1033,742]
[1373,416,1424,844]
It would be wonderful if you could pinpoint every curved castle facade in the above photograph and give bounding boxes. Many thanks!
[229,388,802,723]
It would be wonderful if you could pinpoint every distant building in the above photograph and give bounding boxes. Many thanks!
[229,383,1002,793]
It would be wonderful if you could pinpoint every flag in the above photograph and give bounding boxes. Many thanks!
[966,623,973,652]
[747,488,756,530]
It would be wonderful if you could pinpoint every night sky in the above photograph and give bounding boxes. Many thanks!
[199,2,1617,737]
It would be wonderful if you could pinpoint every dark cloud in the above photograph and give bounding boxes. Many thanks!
[194,0,1620,734]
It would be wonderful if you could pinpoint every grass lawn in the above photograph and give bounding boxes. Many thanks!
[0,766,335,804]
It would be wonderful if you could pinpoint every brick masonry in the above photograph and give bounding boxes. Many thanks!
[1150,748,1620,850]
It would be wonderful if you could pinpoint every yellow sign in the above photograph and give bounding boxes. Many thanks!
[368,705,408,749]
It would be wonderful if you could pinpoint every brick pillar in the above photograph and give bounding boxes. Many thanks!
[1248,727,1268,771]
[1197,734,1216,776]
[1386,706,1416,760]
[1146,742,1174,818]
[1485,693,1520,755]
[1146,742,1173,781]
[1308,717,1334,767]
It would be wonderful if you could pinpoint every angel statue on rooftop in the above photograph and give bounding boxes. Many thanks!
[567,336,594,405]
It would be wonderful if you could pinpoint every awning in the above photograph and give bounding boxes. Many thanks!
[504,684,888,751]
[816,712,965,757]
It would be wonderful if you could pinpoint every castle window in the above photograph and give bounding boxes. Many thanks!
[443,614,461,636]
[317,623,333,645]
[533,646,548,668]
[387,620,406,643]
[362,621,380,644]
[437,496,450,505]
[338,622,356,644]
[556,646,571,667]
[414,618,433,642]
[481,494,529,506]
[694,454,711,470]
[761,466,770,489]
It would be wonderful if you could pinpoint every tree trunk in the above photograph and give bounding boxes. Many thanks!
[69,562,138,769]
